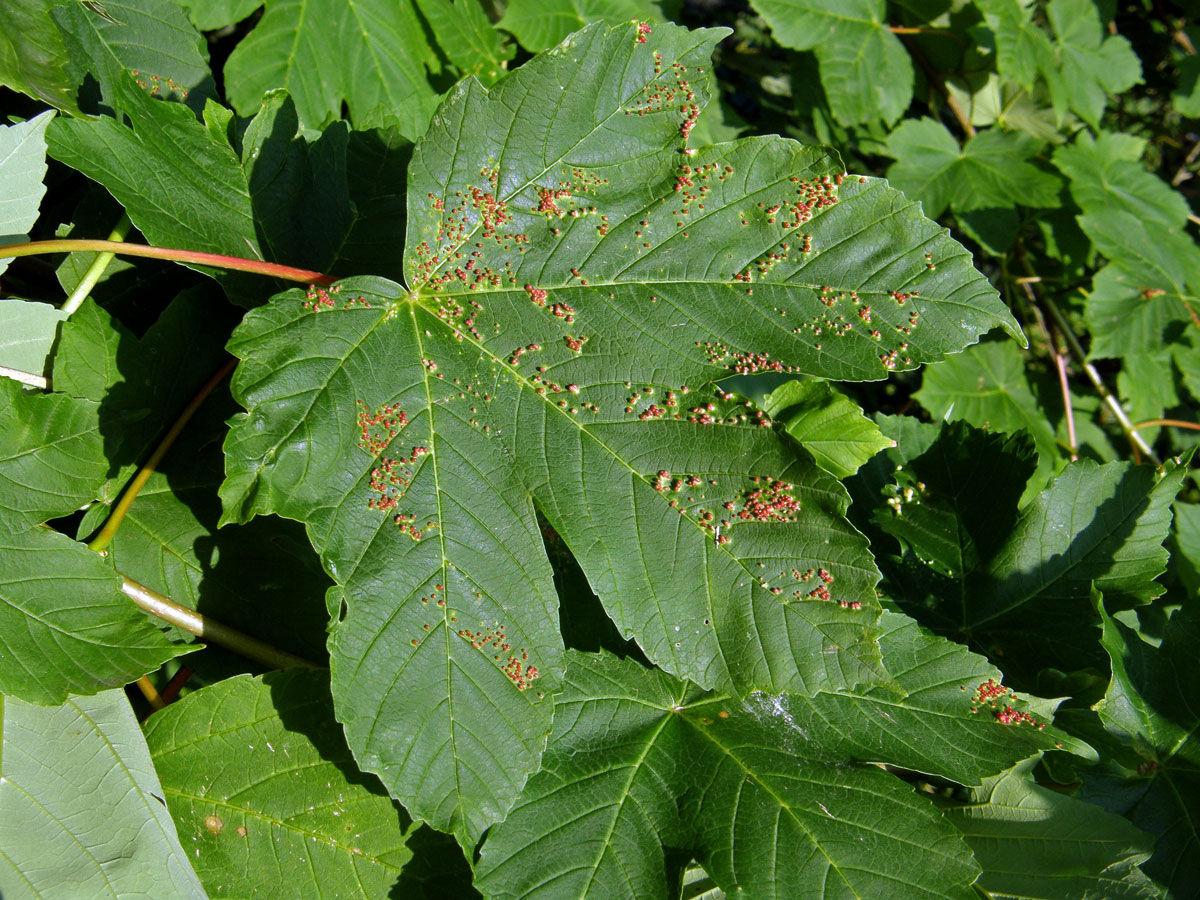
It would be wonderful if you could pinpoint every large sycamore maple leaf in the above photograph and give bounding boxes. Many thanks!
[218,21,1021,843]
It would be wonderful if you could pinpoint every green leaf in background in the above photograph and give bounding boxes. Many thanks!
[0,524,188,704]
[1053,131,1190,229]
[0,689,207,899]
[915,340,1061,491]
[0,377,106,526]
[52,0,214,114]
[499,0,665,52]
[144,668,474,899]
[1045,0,1141,128]
[1093,599,1200,898]
[752,0,913,126]
[51,293,236,502]
[220,19,1025,844]
[1078,210,1200,360]
[941,758,1158,900]
[477,636,1076,900]
[416,0,513,86]
[0,109,53,277]
[0,1,78,113]
[222,0,441,138]
[762,379,893,478]
[47,77,264,298]
[883,117,1062,220]
[175,0,262,31]
[0,298,67,377]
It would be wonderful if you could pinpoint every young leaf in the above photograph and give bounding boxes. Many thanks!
[222,0,441,138]
[0,524,189,704]
[0,689,207,898]
[477,634,1076,900]
[751,0,914,126]
[0,110,53,277]
[1094,599,1200,898]
[221,20,1022,842]
[883,118,1062,220]
[144,669,472,899]
[761,379,893,478]
[941,758,1158,900]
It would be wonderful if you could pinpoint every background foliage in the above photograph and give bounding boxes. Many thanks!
[1,0,1198,897]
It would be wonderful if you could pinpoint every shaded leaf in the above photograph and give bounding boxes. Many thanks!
[941,758,1158,900]
[0,689,207,898]
[0,110,53,277]
[175,0,261,30]
[1045,0,1141,127]
[915,340,1061,491]
[762,379,893,478]
[1094,599,1200,898]
[222,0,441,138]
[753,0,913,126]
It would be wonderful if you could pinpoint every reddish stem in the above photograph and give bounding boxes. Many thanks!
[0,239,336,285]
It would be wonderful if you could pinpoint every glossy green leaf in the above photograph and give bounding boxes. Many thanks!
[752,0,912,126]
[0,524,187,704]
[1078,211,1200,361]
[222,0,441,138]
[941,758,1158,900]
[1053,131,1189,229]
[0,110,53,277]
[144,668,471,899]
[500,0,665,52]
[220,20,1023,844]
[762,379,893,478]
[0,377,106,527]
[0,0,78,113]
[883,118,1062,219]
[477,637,1076,900]
[1095,599,1200,898]
[52,0,213,114]
[416,0,513,86]
[0,298,67,377]
[915,340,1060,489]
[0,689,207,899]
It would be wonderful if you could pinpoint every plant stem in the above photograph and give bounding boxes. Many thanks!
[136,675,166,710]
[121,576,319,670]
[88,357,238,553]
[60,212,132,315]
[0,365,48,389]
[0,239,336,285]
[1135,418,1200,432]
